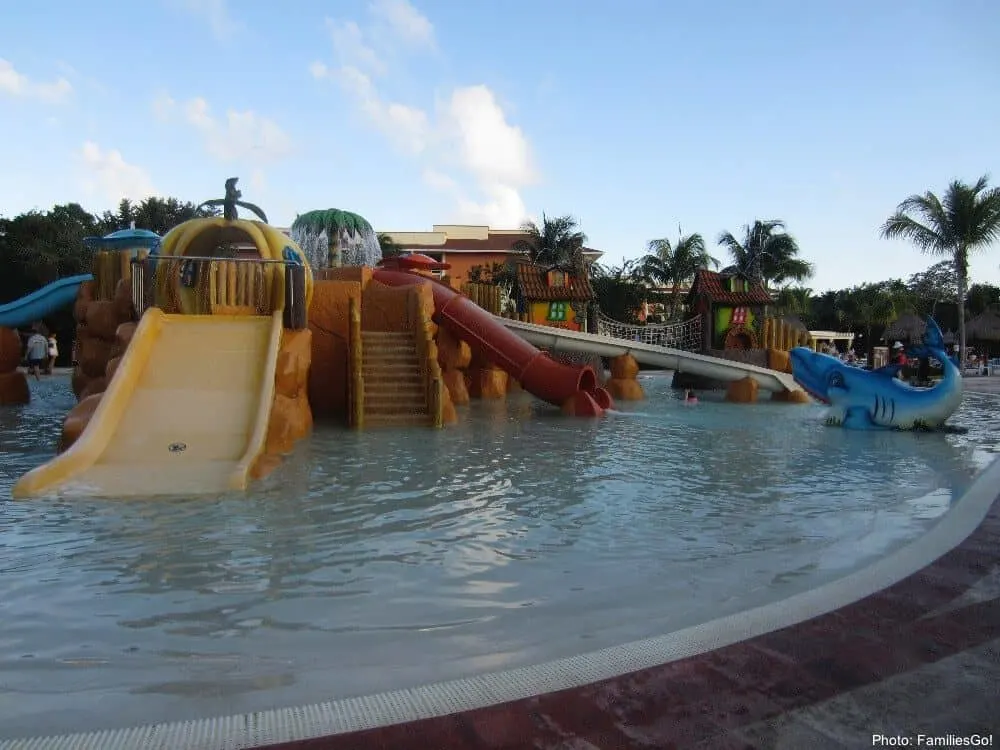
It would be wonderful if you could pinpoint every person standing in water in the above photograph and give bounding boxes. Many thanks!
[683,389,698,404]
[46,334,58,374]
[25,330,48,380]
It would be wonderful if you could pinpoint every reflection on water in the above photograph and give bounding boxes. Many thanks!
[0,372,998,737]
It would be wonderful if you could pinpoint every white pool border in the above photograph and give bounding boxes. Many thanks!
[4,454,999,750]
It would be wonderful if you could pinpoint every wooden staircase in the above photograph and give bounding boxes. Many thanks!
[361,330,433,427]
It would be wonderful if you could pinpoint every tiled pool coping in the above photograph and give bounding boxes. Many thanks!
[4,454,998,749]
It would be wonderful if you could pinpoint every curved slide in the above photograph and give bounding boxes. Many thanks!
[13,309,282,498]
[0,274,93,329]
[372,269,609,408]
[498,317,803,393]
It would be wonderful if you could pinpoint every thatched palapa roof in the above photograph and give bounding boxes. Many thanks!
[882,312,956,345]
[966,308,1000,342]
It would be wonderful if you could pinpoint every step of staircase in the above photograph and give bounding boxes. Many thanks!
[363,412,433,427]
[359,329,433,426]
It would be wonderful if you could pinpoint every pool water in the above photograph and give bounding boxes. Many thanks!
[1,372,998,737]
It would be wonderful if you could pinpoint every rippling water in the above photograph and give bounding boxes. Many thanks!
[1,372,998,737]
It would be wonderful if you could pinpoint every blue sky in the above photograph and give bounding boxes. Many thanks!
[1,0,998,293]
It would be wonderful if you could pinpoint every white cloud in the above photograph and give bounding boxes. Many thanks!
[310,3,536,228]
[78,142,157,206]
[315,65,429,155]
[152,92,293,163]
[369,0,436,49]
[326,19,386,75]
[0,58,72,103]
[441,85,536,188]
[171,0,243,41]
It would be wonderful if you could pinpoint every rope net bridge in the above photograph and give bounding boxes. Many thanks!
[595,312,703,353]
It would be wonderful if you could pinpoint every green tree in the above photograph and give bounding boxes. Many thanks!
[841,282,911,361]
[589,260,646,324]
[97,196,217,236]
[717,219,813,288]
[513,214,587,273]
[906,259,958,317]
[774,286,814,322]
[967,282,1000,317]
[880,175,1000,367]
[639,230,719,320]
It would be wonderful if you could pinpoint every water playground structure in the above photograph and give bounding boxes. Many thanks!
[2,180,968,498]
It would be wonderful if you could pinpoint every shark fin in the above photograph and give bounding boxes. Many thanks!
[923,316,945,350]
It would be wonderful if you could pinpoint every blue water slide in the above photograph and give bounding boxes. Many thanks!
[0,274,94,329]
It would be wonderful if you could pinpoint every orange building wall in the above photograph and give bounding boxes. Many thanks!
[442,252,512,287]
[528,301,582,331]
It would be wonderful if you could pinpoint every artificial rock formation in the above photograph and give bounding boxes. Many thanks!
[59,320,139,452]
[605,353,644,401]
[0,326,30,405]
[466,349,508,400]
[72,280,135,401]
[254,328,314,479]
[771,388,812,404]
[725,376,759,403]
[436,326,471,405]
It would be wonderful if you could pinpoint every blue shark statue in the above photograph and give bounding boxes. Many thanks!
[789,317,963,430]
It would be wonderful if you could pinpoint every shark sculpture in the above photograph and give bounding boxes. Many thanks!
[789,317,963,430]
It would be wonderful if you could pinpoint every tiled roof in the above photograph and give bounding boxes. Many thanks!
[515,261,594,302]
[687,269,772,306]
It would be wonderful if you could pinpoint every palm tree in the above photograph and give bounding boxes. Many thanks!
[842,283,901,363]
[513,214,587,273]
[589,260,647,324]
[639,230,719,320]
[717,219,813,289]
[774,286,813,321]
[377,232,404,258]
[881,176,1000,367]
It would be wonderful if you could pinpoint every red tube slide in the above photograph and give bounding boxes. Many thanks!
[372,268,613,415]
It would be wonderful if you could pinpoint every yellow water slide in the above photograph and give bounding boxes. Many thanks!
[13,213,313,498]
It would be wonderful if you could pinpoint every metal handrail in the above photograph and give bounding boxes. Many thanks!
[145,254,295,265]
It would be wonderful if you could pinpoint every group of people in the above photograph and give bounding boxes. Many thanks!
[23,330,58,381]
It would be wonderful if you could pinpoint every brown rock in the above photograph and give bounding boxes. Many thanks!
[0,370,30,405]
[113,279,134,322]
[436,327,472,370]
[105,356,122,382]
[71,368,90,398]
[60,393,103,451]
[441,368,469,405]
[275,329,313,399]
[0,327,22,373]
[115,322,137,351]
[73,281,94,323]
[771,388,812,404]
[609,354,640,380]
[78,337,115,379]
[264,393,313,455]
[79,376,107,402]
[441,386,458,424]
[606,378,645,400]
[468,366,508,399]
[250,453,283,481]
[85,301,121,341]
[725,376,759,403]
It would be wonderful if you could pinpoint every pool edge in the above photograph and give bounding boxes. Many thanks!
[3,454,999,750]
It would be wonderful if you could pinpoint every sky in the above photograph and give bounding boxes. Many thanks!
[1,0,998,293]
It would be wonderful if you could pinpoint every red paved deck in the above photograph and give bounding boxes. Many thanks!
[256,485,1000,750]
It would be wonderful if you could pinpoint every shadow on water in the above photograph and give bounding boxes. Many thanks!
[0,372,998,736]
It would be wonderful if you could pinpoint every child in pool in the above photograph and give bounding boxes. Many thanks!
[683,389,698,404]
